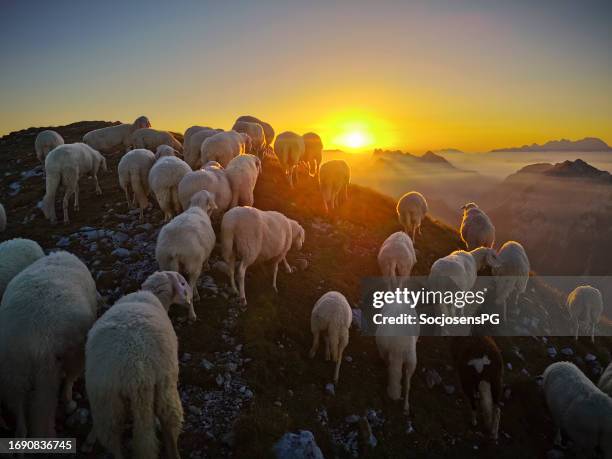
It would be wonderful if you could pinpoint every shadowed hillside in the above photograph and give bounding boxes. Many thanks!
[0,122,611,458]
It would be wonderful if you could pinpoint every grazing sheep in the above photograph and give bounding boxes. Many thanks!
[183,128,223,169]
[451,336,503,441]
[598,362,612,397]
[0,238,45,299]
[130,128,182,153]
[302,132,323,177]
[200,130,247,168]
[566,285,603,343]
[396,191,428,241]
[148,156,191,221]
[42,143,107,224]
[543,361,612,456]
[377,231,416,290]
[117,149,155,221]
[225,154,262,208]
[34,130,64,164]
[319,160,350,213]
[309,291,352,384]
[274,131,305,188]
[156,190,216,308]
[84,271,192,459]
[0,251,98,438]
[83,116,150,154]
[236,115,275,146]
[428,248,501,317]
[0,203,5,232]
[220,206,305,305]
[178,163,232,214]
[460,202,495,250]
[492,241,530,320]
[232,120,266,153]
[375,301,419,414]
[154,144,178,160]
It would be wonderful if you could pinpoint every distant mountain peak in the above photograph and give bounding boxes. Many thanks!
[491,137,612,153]
[420,150,451,164]
[514,158,611,182]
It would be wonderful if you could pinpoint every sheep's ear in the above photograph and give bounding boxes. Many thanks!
[487,251,502,269]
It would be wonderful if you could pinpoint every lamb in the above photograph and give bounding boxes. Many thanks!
[183,128,223,169]
[451,336,504,441]
[225,154,262,208]
[236,115,275,146]
[200,130,248,168]
[156,190,217,309]
[232,120,266,153]
[309,291,352,384]
[220,206,305,305]
[396,191,428,241]
[0,203,5,232]
[598,362,612,397]
[0,251,98,438]
[34,130,64,164]
[377,231,417,290]
[566,285,603,343]
[130,128,183,153]
[543,361,612,456]
[460,202,495,250]
[148,155,192,221]
[154,144,178,160]
[0,238,45,299]
[319,160,350,213]
[178,163,232,214]
[274,131,305,188]
[83,116,150,154]
[492,241,530,320]
[428,248,501,317]
[41,143,107,224]
[117,149,156,221]
[83,271,192,459]
[302,132,323,177]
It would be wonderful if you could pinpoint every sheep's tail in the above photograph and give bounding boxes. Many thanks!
[130,386,158,459]
[41,170,61,220]
[478,380,494,433]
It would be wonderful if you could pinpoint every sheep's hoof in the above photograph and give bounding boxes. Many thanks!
[65,400,77,415]
[308,350,316,359]
[239,298,247,307]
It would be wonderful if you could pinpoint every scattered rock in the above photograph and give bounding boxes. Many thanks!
[443,384,455,395]
[425,368,442,389]
[111,247,130,258]
[546,448,565,459]
[585,353,597,362]
[273,431,325,459]
[188,405,202,416]
[200,359,215,370]
[547,347,557,359]
[345,415,360,424]
[560,347,574,357]
[325,383,335,396]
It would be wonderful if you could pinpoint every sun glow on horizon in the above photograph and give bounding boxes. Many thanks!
[317,110,395,152]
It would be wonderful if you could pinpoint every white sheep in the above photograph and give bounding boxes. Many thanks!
[309,291,352,384]
[200,130,248,168]
[492,241,530,320]
[319,160,350,213]
[598,362,612,397]
[232,120,266,153]
[428,248,501,317]
[0,203,5,232]
[566,285,603,343]
[183,125,211,151]
[83,271,192,459]
[220,206,305,305]
[41,143,107,224]
[225,154,262,208]
[396,191,428,241]
[0,238,45,299]
[0,251,98,438]
[377,231,417,290]
[156,190,217,310]
[178,163,232,213]
[34,130,64,164]
[183,128,223,169]
[148,155,192,221]
[83,116,150,153]
[117,149,155,221]
[236,115,275,146]
[543,361,612,456]
[302,132,323,177]
[130,128,183,153]
[460,202,495,250]
[154,144,178,160]
[274,131,305,188]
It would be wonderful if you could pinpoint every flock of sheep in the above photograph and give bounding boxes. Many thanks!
[0,114,610,458]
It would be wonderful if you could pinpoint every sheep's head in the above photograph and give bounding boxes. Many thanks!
[190,190,217,215]
[461,202,479,213]
[142,271,195,320]
[254,156,262,175]
[471,247,501,271]
[133,115,151,129]
[290,219,305,250]
[155,144,177,160]
[241,133,253,153]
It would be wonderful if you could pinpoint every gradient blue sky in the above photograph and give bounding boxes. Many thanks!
[1,0,611,152]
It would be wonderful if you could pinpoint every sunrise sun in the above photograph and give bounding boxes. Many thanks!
[342,131,367,149]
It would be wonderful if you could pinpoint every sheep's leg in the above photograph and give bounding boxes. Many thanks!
[74,182,79,211]
[324,335,331,361]
[63,189,73,224]
[333,334,348,384]
[157,386,182,459]
[237,261,247,306]
[124,187,132,209]
[228,258,238,294]
[309,330,320,358]
[386,357,402,401]
[94,173,102,195]
[81,429,96,453]
[62,346,85,414]
[412,226,416,242]
[30,368,60,437]
[282,257,293,273]
[132,387,158,459]
[575,322,579,341]
[591,322,596,343]
[272,260,280,293]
